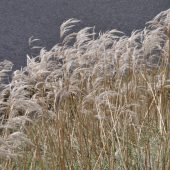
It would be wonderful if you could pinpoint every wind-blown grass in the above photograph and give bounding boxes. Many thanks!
[0,8,170,170]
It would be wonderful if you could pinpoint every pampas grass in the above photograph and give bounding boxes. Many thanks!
[0,8,170,169]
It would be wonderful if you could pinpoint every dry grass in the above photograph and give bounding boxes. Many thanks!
[0,9,170,170]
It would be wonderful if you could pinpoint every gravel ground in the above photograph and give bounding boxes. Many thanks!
[0,0,170,70]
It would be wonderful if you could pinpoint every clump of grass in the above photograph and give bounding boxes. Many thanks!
[0,8,170,170]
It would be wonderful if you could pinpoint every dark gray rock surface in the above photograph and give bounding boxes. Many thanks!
[0,0,170,70]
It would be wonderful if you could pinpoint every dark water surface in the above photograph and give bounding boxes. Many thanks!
[0,0,170,70]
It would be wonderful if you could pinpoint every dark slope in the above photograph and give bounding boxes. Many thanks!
[0,0,170,70]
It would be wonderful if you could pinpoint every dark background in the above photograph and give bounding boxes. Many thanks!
[0,0,170,70]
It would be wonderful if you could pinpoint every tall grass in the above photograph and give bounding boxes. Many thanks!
[0,9,170,170]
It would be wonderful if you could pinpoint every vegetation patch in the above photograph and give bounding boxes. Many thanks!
[0,9,170,170]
